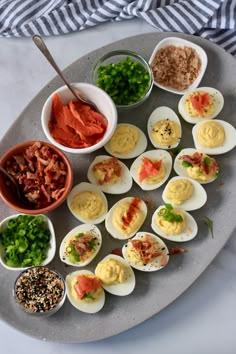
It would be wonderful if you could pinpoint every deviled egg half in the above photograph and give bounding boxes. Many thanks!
[122,232,169,272]
[130,149,172,191]
[95,254,135,296]
[192,119,236,155]
[174,148,219,184]
[59,224,102,267]
[66,270,105,313]
[178,87,224,124]
[87,155,132,194]
[162,176,207,211]
[105,197,147,240]
[147,106,182,149]
[104,123,147,159]
[151,204,198,242]
[67,182,108,224]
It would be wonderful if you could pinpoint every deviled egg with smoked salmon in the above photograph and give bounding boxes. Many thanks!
[66,270,105,313]
[122,232,169,272]
[59,224,102,267]
[151,204,198,242]
[104,123,147,159]
[95,254,135,296]
[105,197,147,240]
[87,155,132,194]
[147,106,182,149]
[178,87,224,124]
[130,149,172,191]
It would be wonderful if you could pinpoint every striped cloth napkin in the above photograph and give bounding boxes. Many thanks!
[0,0,235,56]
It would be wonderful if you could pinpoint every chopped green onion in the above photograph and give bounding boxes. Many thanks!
[182,160,192,168]
[203,216,214,238]
[158,204,183,223]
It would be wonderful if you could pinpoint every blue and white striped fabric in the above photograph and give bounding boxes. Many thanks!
[0,0,236,56]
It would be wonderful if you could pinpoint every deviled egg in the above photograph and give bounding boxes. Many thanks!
[147,106,182,149]
[151,204,198,242]
[87,155,132,194]
[162,176,207,211]
[95,254,135,296]
[130,149,172,191]
[67,182,108,224]
[105,197,147,240]
[178,87,224,124]
[104,123,147,159]
[59,224,102,267]
[66,270,105,313]
[122,232,169,272]
[174,148,219,184]
[192,119,236,154]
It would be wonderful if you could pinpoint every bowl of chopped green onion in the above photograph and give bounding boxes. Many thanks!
[92,50,153,110]
[0,214,56,271]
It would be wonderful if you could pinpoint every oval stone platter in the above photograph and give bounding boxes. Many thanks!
[0,32,236,343]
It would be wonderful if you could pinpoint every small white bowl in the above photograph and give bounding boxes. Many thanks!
[0,214,56,271]
[149,37,208,95]
[41,83,117,154]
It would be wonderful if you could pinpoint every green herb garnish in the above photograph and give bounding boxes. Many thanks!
[75,232,84,238]
[203,156,211,165]
[83,292,95,300]
[203,216,214,238]
[182,160,192,168]
[158,204,183,223]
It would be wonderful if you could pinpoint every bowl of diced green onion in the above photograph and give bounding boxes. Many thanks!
[92,50,154,110]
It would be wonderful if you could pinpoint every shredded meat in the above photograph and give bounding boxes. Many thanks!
[151,45,201,90]
[5,142,67,208]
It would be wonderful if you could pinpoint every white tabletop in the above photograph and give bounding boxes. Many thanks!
[0,19,235,354]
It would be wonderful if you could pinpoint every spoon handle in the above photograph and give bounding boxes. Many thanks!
[32,35,79,101]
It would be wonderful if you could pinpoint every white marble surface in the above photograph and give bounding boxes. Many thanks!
[0,19,236,354]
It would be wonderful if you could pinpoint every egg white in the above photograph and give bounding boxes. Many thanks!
[147,106,182,149]
[105,197,147,240]
[67,182,108,224]
[192,119,236,155]
[59,224,102,267]
[87,155,132,194]
[95,254,135,296]
[162,176,207,211]
[130,149,172,191]
[122,232,169,272]
[174,148,218,184]
[104,123,147,159]
[66,270,105,313]
[151,205,198,242]
[178,87,224,124]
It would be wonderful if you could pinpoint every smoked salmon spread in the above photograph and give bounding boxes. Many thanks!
[49,94,108,149]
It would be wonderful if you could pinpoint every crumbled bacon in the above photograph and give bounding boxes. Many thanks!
[5,142,67,208]
[70,233,96,259]
[179,152,219,176]
[92,157,122,185]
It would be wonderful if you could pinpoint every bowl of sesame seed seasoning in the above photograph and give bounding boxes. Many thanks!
[13,266,66,316]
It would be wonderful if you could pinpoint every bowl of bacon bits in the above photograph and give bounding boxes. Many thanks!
[41,83,117,154]
[13,266,66,316]
[0,140,73,214]
[149,37,208,95]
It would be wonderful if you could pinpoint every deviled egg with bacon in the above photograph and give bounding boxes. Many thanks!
[178,87,224,124]
[66,270,105,313]
[147,106,182,149]
[105,197,147,240]
[122,232,169,272]
[95,254,135,296]
[104,123,147,159]
[130,149,172,191]
[151,204,198,242]
[59,224,102,267]
[174,148,219,184]
[87,155,132,194]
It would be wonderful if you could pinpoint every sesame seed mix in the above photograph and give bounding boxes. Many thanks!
[15,267,64,313]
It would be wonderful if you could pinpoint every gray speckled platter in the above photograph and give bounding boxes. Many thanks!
[0,32,236,343]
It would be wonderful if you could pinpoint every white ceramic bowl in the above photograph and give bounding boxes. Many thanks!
[41,83,117,154]
[149,37,208,95]
[0,214,56,271]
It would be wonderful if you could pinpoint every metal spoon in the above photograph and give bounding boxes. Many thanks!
[0,166,31,206]
[32,35,99,112]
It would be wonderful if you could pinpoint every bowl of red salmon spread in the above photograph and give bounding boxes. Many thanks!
[41,83,118,154]
[0,140,73,214]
